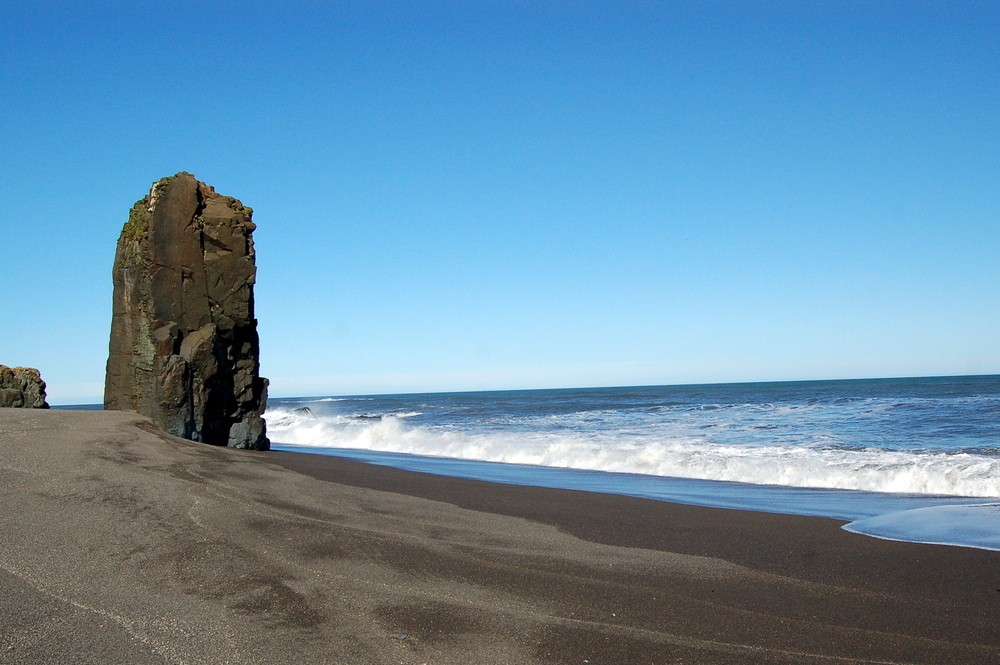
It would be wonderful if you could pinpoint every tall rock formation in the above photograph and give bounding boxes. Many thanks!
[105,173,269,449]
[0,366,49,408]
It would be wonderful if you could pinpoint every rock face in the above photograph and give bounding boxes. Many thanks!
[0,366,49,408]
[105,173,269,450]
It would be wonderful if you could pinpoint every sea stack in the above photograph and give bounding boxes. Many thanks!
[104,173,269,450]
[0,365,49,408]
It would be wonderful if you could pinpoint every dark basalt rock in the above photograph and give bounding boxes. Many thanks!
[0,366,49,408]
[104,172,269,450]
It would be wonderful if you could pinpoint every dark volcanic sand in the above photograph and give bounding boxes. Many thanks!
[2,410,999,664]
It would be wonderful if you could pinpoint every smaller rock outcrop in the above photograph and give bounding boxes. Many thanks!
[0,366,49,408]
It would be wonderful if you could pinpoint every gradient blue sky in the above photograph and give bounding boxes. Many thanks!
[2,1,997,404]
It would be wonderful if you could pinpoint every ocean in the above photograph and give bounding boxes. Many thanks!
[265,374,1000,551]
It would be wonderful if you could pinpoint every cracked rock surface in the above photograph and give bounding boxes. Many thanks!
[105,172,268,449]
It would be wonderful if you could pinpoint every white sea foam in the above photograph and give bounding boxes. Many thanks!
[264,408,1000,498]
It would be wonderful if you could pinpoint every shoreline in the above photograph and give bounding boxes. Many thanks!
[269,443,1000,549]
[3,409,1000,664]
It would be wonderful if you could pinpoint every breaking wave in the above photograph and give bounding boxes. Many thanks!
[264,407,1000,498]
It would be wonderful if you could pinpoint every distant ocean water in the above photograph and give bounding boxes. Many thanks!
[265,375,1000,551]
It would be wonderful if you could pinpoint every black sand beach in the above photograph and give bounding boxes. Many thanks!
[2,409,1000,664]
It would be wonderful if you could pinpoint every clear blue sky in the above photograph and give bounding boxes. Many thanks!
[1,1,997,404]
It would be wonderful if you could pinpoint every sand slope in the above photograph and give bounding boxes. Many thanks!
[2,409,999,664]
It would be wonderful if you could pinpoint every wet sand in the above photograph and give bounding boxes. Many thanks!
[2,408,1000,664]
